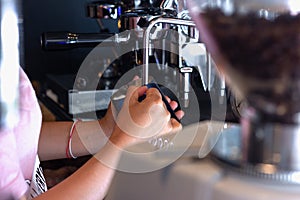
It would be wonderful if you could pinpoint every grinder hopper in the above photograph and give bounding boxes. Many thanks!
[188,0,300,179]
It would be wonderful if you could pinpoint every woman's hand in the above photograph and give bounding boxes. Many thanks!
[109,85,184,148]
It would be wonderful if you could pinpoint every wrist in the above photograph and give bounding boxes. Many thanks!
[98,117,114,138]
[98,104,116,137]
[109,126,140,149]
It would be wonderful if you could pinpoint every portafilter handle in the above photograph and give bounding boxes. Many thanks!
[41,31,114,50]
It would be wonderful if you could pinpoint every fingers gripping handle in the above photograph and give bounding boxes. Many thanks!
[143,83,180,122]
[112,82,180,122]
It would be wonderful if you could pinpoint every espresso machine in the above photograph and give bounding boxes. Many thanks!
[39,0,239,123]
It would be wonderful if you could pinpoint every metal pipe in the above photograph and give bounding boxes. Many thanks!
[142,17,195,85]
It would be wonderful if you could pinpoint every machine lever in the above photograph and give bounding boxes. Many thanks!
[41,31,114,50]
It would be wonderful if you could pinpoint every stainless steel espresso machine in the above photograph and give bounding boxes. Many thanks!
[39,0,240,124]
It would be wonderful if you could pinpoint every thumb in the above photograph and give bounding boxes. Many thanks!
[127,85,148,105]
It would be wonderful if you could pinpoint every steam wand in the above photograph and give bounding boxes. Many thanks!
[142,17,195,85]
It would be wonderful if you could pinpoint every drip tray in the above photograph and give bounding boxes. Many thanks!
[42,74,117,119]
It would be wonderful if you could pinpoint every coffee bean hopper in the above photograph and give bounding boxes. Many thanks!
[188,0,300,183]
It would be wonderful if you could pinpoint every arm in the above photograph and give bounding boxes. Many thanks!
[38,92,183,161]
[36,128,124,200]
[34,86,183,200]
[38,104,115,161]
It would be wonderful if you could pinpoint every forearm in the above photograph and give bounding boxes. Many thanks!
[38,121,71,161]
[38,117,113,161]
[35,124,137,200]
[35,138,122,200]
